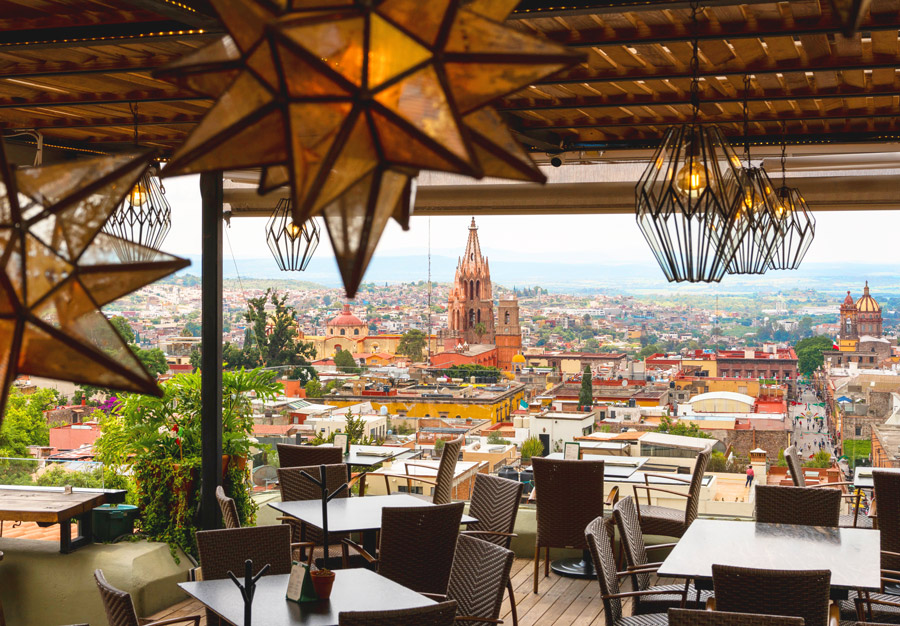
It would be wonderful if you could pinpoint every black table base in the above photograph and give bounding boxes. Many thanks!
[550,550,594,579]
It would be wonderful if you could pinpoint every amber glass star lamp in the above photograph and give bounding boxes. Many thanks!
[161,0,579,228]
[0,142,190,420]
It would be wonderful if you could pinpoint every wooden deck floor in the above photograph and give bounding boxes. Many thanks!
[149,557,639,625]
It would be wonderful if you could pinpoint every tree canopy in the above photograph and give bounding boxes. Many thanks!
[396,329,426,362]
[0,388,58,457]
[109,316,135,344]
[654,415,711,439]
[444,363,501,382]
[579,366,593,409]
[333,348,361,374]
[795,335,834,376]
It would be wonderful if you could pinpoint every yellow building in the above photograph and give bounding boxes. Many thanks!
[322,384,526,424]
[302,304,441,360]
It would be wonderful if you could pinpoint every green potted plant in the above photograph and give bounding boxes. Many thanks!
[95,367,281,560]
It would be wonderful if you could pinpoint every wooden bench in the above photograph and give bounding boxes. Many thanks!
[0,485,126,553]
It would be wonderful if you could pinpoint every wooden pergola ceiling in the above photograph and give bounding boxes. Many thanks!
[0,0,897,155]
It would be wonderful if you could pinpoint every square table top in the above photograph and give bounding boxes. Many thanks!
[345,445,414,467]
[270,494,477,534]
[0,487,109,523]
[542,454,648,479]
[179,569,434,626]
[658,519,881,591]
[853,466,900,489]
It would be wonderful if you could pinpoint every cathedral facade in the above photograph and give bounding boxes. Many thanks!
[828,281,890,370]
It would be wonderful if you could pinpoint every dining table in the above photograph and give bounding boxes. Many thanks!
[270,493,478,564]
[179,568,435,626]
[658,519,881,598]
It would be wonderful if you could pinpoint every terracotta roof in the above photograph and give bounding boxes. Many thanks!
[329,304,364,327]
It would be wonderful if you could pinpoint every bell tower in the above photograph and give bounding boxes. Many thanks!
[496,297,521,371]
[447,218,494,344]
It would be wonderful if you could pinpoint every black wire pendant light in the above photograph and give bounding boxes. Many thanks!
[635,0,749,283]
[726,75,783,275]
[769,122,816,270]
[266,198,321,272]
[104,103,172,262]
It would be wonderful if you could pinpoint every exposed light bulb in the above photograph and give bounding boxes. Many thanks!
[128,184,148,207]
[674,160,707,198]
[284,221,302,240]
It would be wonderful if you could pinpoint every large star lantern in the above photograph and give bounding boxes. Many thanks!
[0,142,190,420]
[160,0,579,296]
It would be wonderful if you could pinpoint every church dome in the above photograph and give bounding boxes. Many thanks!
[512,353,526,364]
[329,304,364,327]
[856,281,880,313]
[842,291,855,307]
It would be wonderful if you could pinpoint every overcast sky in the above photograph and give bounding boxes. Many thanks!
[162,173,893,269]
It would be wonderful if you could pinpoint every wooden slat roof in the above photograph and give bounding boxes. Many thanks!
[0,0,897,156]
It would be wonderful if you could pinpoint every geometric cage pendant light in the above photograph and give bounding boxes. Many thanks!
[635,0,750,283]
[769,124,816,270]
[102,103,172,262]
[636,123,749,283]
[266,198,320,272]
[726,75,784,276]
[103,163,173,262]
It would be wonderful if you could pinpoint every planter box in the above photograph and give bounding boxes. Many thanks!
[92,504,139,542]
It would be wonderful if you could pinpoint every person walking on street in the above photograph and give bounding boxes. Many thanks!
[745,464,755,488]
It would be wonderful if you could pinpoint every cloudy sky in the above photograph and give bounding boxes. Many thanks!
[163,173,892,270]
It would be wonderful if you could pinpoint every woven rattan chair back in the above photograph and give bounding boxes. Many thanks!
[215,485,241,529]
[784,445,805,487]
[613,496,652,591]
[196,525,293,582]
[378,502,465,595]
[338,600,458,626]
[685,446,712,524]
[447,534,514,623]
[755,485,841,527]
[94,569,140,626]
[277,464,349,545]
[874,469,900,571]
[669,608,805,625]
[277,443,343,468]
[712,564,831,626]
[585,516,625,625]
[466,473,523,548]
[433,436,464,505]
[533,457,605,551]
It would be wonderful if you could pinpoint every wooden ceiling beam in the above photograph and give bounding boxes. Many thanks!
[539,12,900,47]
[0,57,180,79]
[0,23,220,51]
[509,0,777,18]
[115,0,220,29]
[502,81,900,111]
[513,108,900,131]
[0,88,208,109]
[541,52,900,86]
[1,113,205,131]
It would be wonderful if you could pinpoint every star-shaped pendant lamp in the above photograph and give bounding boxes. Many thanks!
[160,0,578,225]
[0,141,190,420]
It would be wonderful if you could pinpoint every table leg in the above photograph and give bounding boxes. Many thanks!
[358,473,367,498]
[59,520,72,554]
[59,514,93,554]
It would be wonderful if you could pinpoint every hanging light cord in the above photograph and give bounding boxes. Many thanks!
[743,74,751,167]
[689,0,700,124]
[780,120,788,188]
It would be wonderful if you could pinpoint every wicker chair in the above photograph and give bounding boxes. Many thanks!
[196,525,293,626]
[215,485,240,529]
[754,485,841,527]
[342,502,465,596]
[711,564,838,626]
[668,608,804,625]
[840,470,900,624]
[532,457,607,594]
[277,464,356,567]
[94,569,201,626]
[378,436,463,504]
[613,496,712,614]
[338,600,459,626]
[276,443,343,468]
[585,516,685,626]
[460,473,523,626]
[784,444,871,529]
[633,446,711,539]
